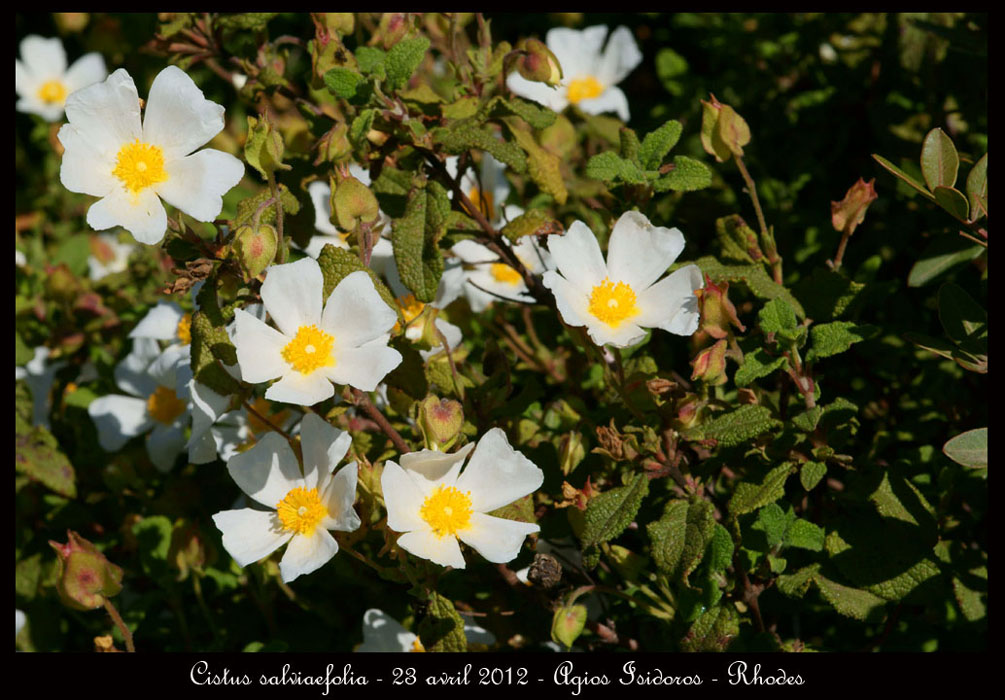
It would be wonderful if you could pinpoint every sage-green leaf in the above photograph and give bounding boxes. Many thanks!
[871,153,936,201]
[906,237,983,287]
[323,67,365,100]
[680,604,738,652]
[734,348,788,387]
[639,120,683,170]
[938,283,987,346]
[693,256,805,318]
[391,182,445,303]
[920,127,959,191]
[800,461,827,491]
[965,153,987,221]
[652,155,712,193]
[647,499,714,582]
[704,405,782,449]
[728,462,792,518]
[585,151,648,185]
[386,37,430,90]
[581,472,649,547]
[806,321,878,362]
[933,185,970,221]
[942,428,987,468]
[418,591,467,652]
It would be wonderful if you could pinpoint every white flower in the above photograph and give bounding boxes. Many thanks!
[382,428,543,569]
[233,257,402,405]
[88,337,193,472]
[446,153,523,229]
[57,66,245,245]
[357,608,496,652]
[450,236,554,313]
[15,35,106,122]
[87,233,135,281]
[16,609,26,640]
[212,413,360,583]
[128,300,193,377]
[15,248,27,267]
[16,346,66,430]
[542,211,704,348]
[507,25,642,122]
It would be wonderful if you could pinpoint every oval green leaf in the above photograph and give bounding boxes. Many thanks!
[943,428,987,468]
[920,128,959,191]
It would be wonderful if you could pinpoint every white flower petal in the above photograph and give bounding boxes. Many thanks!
[606,211,685,291]
[320,271,398,348]
[158,149,244,222]
[308,180,340,237]
[512,234,554,274]
[188,428,219,465]
[265,370,335,406]
[451,239,498,265]
[86,188,168,245]
[63,53,108,92]
[463,621,496,647]
[63,68,142,156]
[299,412,351,490]
[576,85,631,122]
[596,26,643,86]
[320,463,361,532]
[233,309,289,383]
[419,319,463,362]
[113,337,161,398]
[56,123,118,197]
[454,428,543,513]
[381,460,430,533]
[636,264,704,335]
[226,431,303,508]
[396,528,466,569]
[88,395,153,451]
[213,508,292,568]
[130,301,184,340]
[433,261,467,309]
[398,442,475,494]
[541,270,591,329]
[279,528,338,583]
[506,72,566,112]
[546,221,608,295]
[358,609,418,652]
[458,512,539,564]
[547,26,608,80]
[147,424,186,472]
[261,257,324,337]
[188,379,231,445]
[585,318,647,348]
[141,65,226,160]
[324,340,401,392]
[19,35,67,81]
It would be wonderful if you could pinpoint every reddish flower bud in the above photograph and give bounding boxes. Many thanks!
[48,530,123,611]
[831,177,878,235]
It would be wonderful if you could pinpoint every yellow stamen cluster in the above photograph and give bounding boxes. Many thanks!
[146,385,186,425]
[37,79,67,105]
[411,638,426,652]
[112,139,168,194]
[588,278,639,327]
[276,486,326,535]
[465,187,495,220]
[567,76,604,104]
[281,325,335,375]
[176,314,192,345]
[394,293,426,334]
[490,263,522,286]
[420,485,473,538]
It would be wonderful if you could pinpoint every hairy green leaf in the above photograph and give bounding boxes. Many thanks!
[694,256,805,317]
[647,499,714,582]
[585,151,648,185]
[386,37,431,90]
[581,472,649,547]
[806,321,878,362]
[418,591,467,652]
[734,348,787,387]
[653,155,712,192]
[680,604,738,652]
[639,120,683,170]
[942,428,987,468]
[728,462,792,518]
[705,405,782,449]
[965,153,987,221]
[907,237,984,288]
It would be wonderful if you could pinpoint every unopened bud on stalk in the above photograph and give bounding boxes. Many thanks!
[318,122,352,164]
[48,530,123,611]
[417,396,464,451]
[691,339,729,386]
[831,178,877,235]
[700,93,751,162]
[233,224,277,278]
[333,175,380,231]
[517,39,563,87]
[695,276,745,341]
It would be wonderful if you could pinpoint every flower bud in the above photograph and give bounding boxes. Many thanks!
[168,521,216,582]
[418,396,464,451]
[245,115,290,179]
[54,12,89,32]
[551,604,587,649]
[695,276,745,341]
[48,530,123,611]
[232,224,277,279]
[558,431,585,476]
[517,39,563,87]
[831,177,877,236]
[318,12,354,36]
[691,339,729,386]
[373,13,410,50]
[318,122,352,164]
[333,175,380,231]
[700,93,751,162]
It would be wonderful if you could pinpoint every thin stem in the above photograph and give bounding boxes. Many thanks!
[353,388,411,454]
[958,229,989,248]
[242,398,293,442]
[734,155,782,284]
[103,598,135,653]
[831,227,853,271]
[433,318,465,400]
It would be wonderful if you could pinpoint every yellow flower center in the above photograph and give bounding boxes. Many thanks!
[419,485,473,538]
[490,263,523,286]
[567,76,604,104]
[281,324,335,375]
[37,79,67,105]
[411,638,426,652]
[394,293,426,334]
[276,486,326,535]
[112,139,168,194]
[176,314,192,345]
[465,187,495,220]
[146,385,186,425]
[588,278,639,327]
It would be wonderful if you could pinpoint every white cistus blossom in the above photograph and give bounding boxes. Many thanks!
[233,257,402,405]
[57,66,244,245]
[506,25,643,122]
[212,413,360,583]
[542,211,704,348]
[15,35,107,122]
[87,233,135,281]
[357,608,496,652]
[382,428,543,569]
